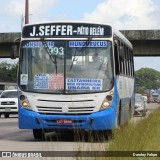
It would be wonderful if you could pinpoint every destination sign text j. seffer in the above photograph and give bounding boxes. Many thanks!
[22,23,112,38]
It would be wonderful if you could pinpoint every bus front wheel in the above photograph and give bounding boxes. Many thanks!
[33,129,45,140]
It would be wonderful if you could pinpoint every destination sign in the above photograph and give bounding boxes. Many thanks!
[22,23,112,38]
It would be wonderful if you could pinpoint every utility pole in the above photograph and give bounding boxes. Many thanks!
[25,0,29,24]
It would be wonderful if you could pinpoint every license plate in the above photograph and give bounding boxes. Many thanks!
[5,108,11,112]
[56,119,72,124]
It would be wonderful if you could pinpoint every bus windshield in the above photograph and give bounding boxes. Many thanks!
[19,40,113,94]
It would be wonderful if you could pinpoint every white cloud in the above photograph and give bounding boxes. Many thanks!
[83,0,159,29]
[29,0,58,22]
[8,0,25,16]
[0,0,59,32]
[0,0,58,21]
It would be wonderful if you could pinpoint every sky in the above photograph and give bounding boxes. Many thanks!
[0,0,160,71]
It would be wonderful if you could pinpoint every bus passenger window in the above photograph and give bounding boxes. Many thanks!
[114,44,120,75]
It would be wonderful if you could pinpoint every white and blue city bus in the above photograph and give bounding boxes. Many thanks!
[18,22,135,140]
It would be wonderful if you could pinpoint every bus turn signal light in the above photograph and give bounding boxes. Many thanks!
[106,95,113,101]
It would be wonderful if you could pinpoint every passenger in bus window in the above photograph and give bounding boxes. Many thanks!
[92,52,101,62]
[88,53,104,79]
[32,49,47,77]
[92,53,103,68]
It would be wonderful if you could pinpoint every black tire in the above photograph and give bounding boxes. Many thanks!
[106,130,113,140]
[128,100,132,120]
[33,129,45,140]
[117,101,122,127]
[4,114,9,118]
[85,130,112,141]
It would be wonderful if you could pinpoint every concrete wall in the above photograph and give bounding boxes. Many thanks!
[0,33,20,43]
[0,33,20,58]
[121,30,160,56]
[0,31,160,57]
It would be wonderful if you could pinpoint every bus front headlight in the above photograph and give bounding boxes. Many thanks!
[100,93,113,110]
[19,94,31,110]
[100,100,110,110]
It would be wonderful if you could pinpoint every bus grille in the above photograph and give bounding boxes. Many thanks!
[36,106,95,114]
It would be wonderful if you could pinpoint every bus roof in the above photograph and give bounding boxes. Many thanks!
[23,20,112,27]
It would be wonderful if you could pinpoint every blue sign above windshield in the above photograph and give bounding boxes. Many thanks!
[22,41,54,48]
[69,41,107,47]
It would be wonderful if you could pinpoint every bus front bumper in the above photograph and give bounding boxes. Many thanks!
[18,107,116,131]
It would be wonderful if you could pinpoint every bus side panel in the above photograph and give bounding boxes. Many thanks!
[116,75,135,125]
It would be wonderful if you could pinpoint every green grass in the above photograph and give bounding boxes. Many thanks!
[105,106,160,160]
[76,106,160,160]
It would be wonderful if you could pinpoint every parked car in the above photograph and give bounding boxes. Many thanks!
[134,94,147,116]
[150,93,159,103]
[0,90,18,118]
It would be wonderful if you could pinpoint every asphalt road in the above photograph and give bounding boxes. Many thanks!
[0,103,159,160]
[0,117,108,160]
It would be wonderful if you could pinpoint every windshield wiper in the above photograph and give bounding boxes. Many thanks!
[41,39,57,74]
[70,38,92,71]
